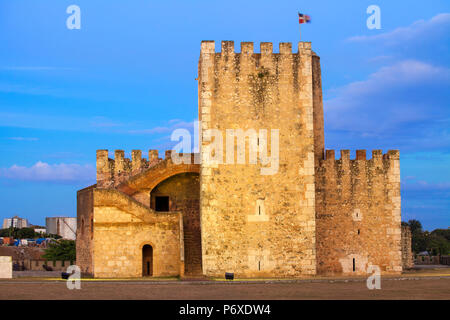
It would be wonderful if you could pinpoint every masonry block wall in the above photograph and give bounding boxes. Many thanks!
[150,172,201,275]
[96,149,161,188]
[199,41,317,277]
[92,189,182,278]
[401,225,414,269]
[315,150,402,274]
[77,151,200,278]
[312,54,324,166]
[76,185,95,275]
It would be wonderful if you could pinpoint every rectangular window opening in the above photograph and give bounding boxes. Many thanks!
[352,258,356,272]
[155,196,170,212]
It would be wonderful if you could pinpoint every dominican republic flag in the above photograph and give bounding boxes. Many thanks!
[298,13,311,24]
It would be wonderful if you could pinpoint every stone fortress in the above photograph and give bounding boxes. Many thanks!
[77,41,406,278]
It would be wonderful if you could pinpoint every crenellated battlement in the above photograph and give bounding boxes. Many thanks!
[198,40,318,135]
[316,149,401,199]
[200,40,312,55]
[96,149,167,188]
[318,149,400,179]
[322,149,400,162]
[96,149,200,188]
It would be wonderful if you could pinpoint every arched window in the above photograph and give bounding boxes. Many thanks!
[142,244,153,276]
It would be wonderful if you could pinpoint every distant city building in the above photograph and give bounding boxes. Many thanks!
[30,225,46,234]
[2,216,29,229]
[46,217,77,240]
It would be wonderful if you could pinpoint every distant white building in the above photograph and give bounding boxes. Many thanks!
[46,217,77,240]
[2,216,29,229]
[30,225,46,234]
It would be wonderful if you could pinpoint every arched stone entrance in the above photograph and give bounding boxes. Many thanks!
[142,244,153,276]
[150,172,202,275]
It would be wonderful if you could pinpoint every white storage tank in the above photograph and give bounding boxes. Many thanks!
[46,217,77,240]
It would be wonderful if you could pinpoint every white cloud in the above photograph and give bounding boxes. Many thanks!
[89,116,124,128]
[0,66,74,71]
[0,162,95,183]
[0,111,195,139]
[128,119,195,135]
[7,137,39,141]
[402,180,450,191]
[367,55,394,63]
[324,60,450,150]
[347,13,450,44]
[0,111,129,133]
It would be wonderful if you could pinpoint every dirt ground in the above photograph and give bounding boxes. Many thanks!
[0,277,449,300]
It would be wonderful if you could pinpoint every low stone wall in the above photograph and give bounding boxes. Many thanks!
[0,256,12,278]
[12,259,74,271]
[440,256,450,265]
[415,256,440,265]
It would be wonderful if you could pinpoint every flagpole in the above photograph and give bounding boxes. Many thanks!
[299,23,301,42]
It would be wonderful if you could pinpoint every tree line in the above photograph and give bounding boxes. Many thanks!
[402,220,450,255]
[42,240,76,261]
[0,227,61,240]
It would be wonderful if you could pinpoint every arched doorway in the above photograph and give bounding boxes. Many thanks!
[150,172,202,275]
[142,244,153,276]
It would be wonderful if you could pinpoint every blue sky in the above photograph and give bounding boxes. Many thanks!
[0,0,448,230]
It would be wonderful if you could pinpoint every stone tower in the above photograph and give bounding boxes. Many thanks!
[198,41,323,277]
[76,40,402,279]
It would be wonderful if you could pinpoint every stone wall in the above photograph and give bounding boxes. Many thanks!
[78,151,200,278]
[21,260,74,271]
[76,185,95,275]
[91,189,182,278]
[199,41,317,277]
[96,149,161,188]
[315,150,402,275]
[312,54,324,166]
[401,225,413,269]
[415,255,441,265]
[150,172,201,275]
